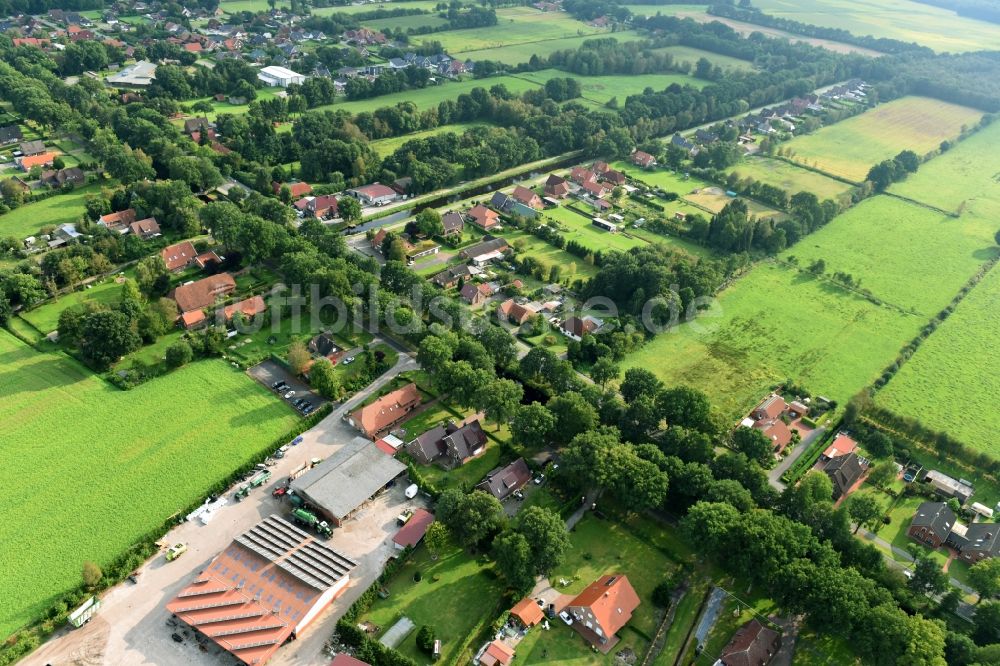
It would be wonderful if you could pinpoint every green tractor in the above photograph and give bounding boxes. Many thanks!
[235,469,272,502]
[291,508,333,538]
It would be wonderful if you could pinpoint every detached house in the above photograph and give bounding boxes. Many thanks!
[161,241,198,272]
[406,419,488,467]
[909,501,1000,563]
[564,575,641,652]
[718,619,781,666]
[630,150,657,168]
[496,299,538,326]
[476,458,531,501]
[171,273,237,328]
[98,208,137,234]
[129,217,161,239]
[441,211,465,237]
[346,383,421,439]
[468,204,500,231]
[460,282,493,307]
[544,174,571,199]
[823,452,866,500]
[511,185,542,210]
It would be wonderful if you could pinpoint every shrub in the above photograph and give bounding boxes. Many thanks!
[165,340,193,368]
[416,625,435,654]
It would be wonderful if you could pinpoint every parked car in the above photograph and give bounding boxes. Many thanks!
[559,610,573,626]
[302,405,315,416]
[271,380,284,389]
[284,390,296,399]
[342,356,356,365]
[273,381,288,391]
[293,398,307,408]
[165,543,187,561]
[533,474,545,485]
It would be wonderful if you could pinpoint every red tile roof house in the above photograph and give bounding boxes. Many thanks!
[171,273,237,329]
[544,174,571,199]
[468,204,500,230]
[821,432,858,462]
[393,508,434,550]
[98,208,137,234]
[460,282,493,307]
[16,152,56,171]
[601,169,626,186]
[496,298,538,326]
[296,194,340,219]
[751,394,786,421]
[478,639,514,666]
[561,315,601,342]
[129,217,161,240]
[511,185,543,210]
[346,383,422,439]
[220,295,266,323]
[161,241,198,272]
[510,597,544,628]
[718,619,781,666]
[564,575,641,653]
[746,394,795,453]
[630,150,657,168]
[570,167,597,185]
[273,181,312,198]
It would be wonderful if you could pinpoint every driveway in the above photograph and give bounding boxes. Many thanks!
[24,350,420,666]
[768,425,827,490]
[248,358,324,413]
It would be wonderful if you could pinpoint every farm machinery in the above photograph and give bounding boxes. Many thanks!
[291,508,333,538]
[234,469,272,501]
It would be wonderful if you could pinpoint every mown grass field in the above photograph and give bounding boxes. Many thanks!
[877,265,1000,456]
[361,12,449,31]
[751,0,1000,53]
[369,122,487,156]
[454,31,644,66]
[421,6,606,54]
[0,331,298,637]
[728,155,854,201]
[782,96,983,181]
[543,204,647,252]
[622,262,921,417]
[513,70,708,107]
[502,230,600,281]
[180,87,284,122]
[783,196,999,317]
[20,274,132,334]
[312,0,444,16]
[654,45,756,72]
[0,184,102,239]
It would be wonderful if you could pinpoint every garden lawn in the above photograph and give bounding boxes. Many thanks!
[727,156,854,201]
[455,31,644,66]
[542,205,647,252]
[0,331,298,637]
[417,445,502,493]
[0,183,103,239]
[369,122,487,156]
[781,196,999,317]
[621,261,921,418]
[360,546,504,665]
[876,265,1000,457]
[180,87,283,121]
[422,6,606,55]
[501,230,600,280]
[781,96,983,182]
[20,271,136,334]
[751,0,1000,53]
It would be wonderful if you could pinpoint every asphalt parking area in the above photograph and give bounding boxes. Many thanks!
[248,359,324,415]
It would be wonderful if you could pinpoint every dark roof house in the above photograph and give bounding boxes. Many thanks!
[406,419,488,466]
[823,452,866,500]
[718,619,781,666]
[476,458,531,501]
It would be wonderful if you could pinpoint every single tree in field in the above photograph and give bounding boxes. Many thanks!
[82,561,102,588]
[847,493,882,534]
[287,340,310,375]
[969,557,1000,603]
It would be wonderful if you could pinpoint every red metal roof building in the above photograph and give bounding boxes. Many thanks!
[393,508,434,550]
[166,515,356,666]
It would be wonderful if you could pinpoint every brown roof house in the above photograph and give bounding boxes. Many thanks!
[510,597,544,629]
[393,508,434,550]
[221,295,266,323]
[564,575,641,652]
[823,452,867,500]
[476,458,531,501]
[496,298,538,326]
[460,282,493,307]
[441,211,465,237]
[129,217,161,240]
[171,273,237,328]
[406,419,488,467]
[511,185,542,210]
[718,619,781,666]
[908,501,956,549]
[468,204,500,231]
[346,383,421,439]
[40,167,84,188]
[560,315,601,342]
[544,174,571,199]
[98,208,137,234]
[161,241,198,272]
[630,150,657,168]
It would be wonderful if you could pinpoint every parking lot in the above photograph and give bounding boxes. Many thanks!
[248,359,325,416]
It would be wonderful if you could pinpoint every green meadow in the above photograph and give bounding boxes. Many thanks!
[728,155,854,201]
[368,122,488,156]
[622,261,920,417]
[0,184,103,239]
[453,31,644,65]
[421,6,606,55]
[783,96,983,181]
[0,332,297,637]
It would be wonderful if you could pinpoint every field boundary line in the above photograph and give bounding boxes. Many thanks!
[882,191,958,217]
[768,258,924,317]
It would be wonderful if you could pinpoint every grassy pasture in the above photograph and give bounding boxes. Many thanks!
[653,45,756,72]
[0,331,298,637]
[782,96,983,181]
[513,70,708,107]
[621,262,921,417]
[361,12,449,32]
[0,184,102,239]
[421,6,605,54]
[311,0,444,16]
[783,196,999,317]
[877,265,1000,456]
[180,87,283,122]
[727,155,854,201]
[751,0,1000,53]
[543,204,647,252]
[368,122,487,156]
[21,272,136,334]
[219,0,271,13]
[453,31,644,65]
[502,230,600,280]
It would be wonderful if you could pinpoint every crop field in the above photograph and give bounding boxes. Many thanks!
[420,6,606,55]
[622,3,709,15]
[0,332,298,637]
[453,31,644,66]
[312,0,444,16]
[369,122,487,156]
[0,184,102,239]
[728,156,854,201]
[360,12,449,32]
[877,265,1000,456]
[782,96,984,181]
[513,70,708,108]
[543,205,647,252]
[751,0,1000,53]
[782,196,999,317]
[621,262,920,417]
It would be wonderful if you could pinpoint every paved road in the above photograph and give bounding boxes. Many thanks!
[25,347,419,666]
[768,426,827,491]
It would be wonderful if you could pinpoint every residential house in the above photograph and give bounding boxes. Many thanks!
[951,522,1000,563]
[161,240,199,272]
[753,420,792,452]
[823,452,866,500]
[0,125,22,144]
[98,208,137,233]
[391,176,413,196]
[544,174,571,199]
[171,273,237,328]
[510,598,544,629]
[371,228,388,253]
[129,217,161,239]
[496,298,538,325]
[511,185,542,210]
[468,204,500,230]
[670,133,695,153]
[581,180,607,200]
[476,458,531,501]
[490,191,514,214]
[393,508,434,550]
[478,640,514,666]
[347,183,398,207]
[908,501,957,549]
[564,575,640,652]
[221,295,266,323]
[195,251,222,270]
[820,432,858,461]
[343,27,385,45]
[602,169,625,186]
[459,237,510,265]
[406,419,488,467]
[430,264,472,289]
[331,656,371,666]
[631,150,657,168]
[924,470,974,505]
[296,194,339,219]
[16,153,55,171]
[40,167,84,187]
[751,394,786,421]
[560,315,601,342]
[308,332,340,358]
[183,117,211,134]
[346,383,422,439]
[694,129,718,145]
[570,167,597,185]
[12,37,49,48]
[460,282,493,307]
[718,619,781,666]
[273,181,312,198]
[441,211,465,237]
[19,140,45,155]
